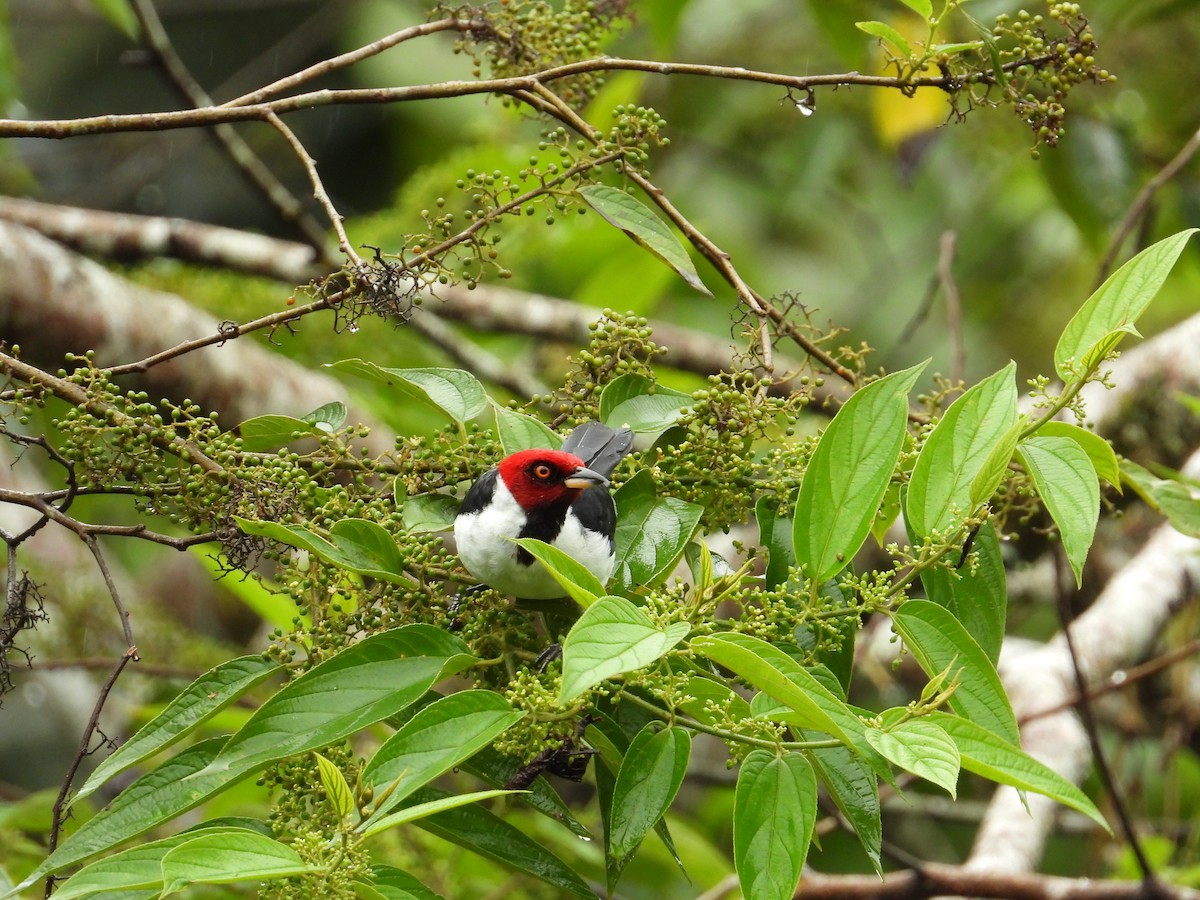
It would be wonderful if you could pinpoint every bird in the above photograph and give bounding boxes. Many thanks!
[454,422,634,599]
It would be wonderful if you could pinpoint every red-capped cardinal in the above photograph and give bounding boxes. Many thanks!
[454,422,634,599]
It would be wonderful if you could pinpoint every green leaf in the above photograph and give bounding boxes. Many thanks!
[362,790,522,839]
[599,374,694,434]
[159,831,320,895]
[609,726,691,864]
[1121,460,1200,537]
[733,750,817,900]
[559,595,690,702]
[328,361,488,423]
[493,403,561,454]
[235,517,414,585]
[360,691,524,826]
[612,469,704,593]
[809,747,881,874]
[15,738,233,889]
[577,184,712,295]
[896,0,933,19]
[303,400,348,433]
[691,633,853,745]
[917,523,1006,664]
[411,787,596,898]
[215,625,474,776]
[891,600,1019,744]
[192,548,311,632]
[456,744,591,839]
[969,422,1022,509]
[906,361,1017,538]
[237,414,320,451]
[74,655,281,804]
[368,866,445,900]
[1016,436,1100,587]
[51,828,260,900]
[1036,422,1121,490]
[930,712,1110,830]
[794,363,927,583]
[864,719,960,797]
[401,493,460,533]
[855,21,913,56]
[513,537,604,607]
[931,40,985,54]
[676,674,753,728]
[754,497,795,591]
[1054,229,1198,381]
[315,752,356,820]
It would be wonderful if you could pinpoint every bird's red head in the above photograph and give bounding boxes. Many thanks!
[496,449,609,511]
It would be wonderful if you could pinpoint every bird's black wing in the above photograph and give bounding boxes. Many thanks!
[458,467,499,515]
[561,422,634,477]
[570,488,617,550]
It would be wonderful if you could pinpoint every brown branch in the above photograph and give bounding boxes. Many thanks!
[127,0,332,253]
[45,647,137,897]
[937,230,965,385]
[0,58,1042,141]
[32,658,203,679]
[1095,126,1200,288]
[795,863,1198,900]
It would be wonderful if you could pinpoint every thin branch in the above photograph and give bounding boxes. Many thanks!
[795,863,1198,900]
[1053,546,1156,885]
[82,535,137,653]
[407,312,550,399]
[937,230,965,385]
[0,56,1052,141]
[1094,126,1200,288]
[223,18,468,108]
[45,647,137,897]
[262,111,361,265]
[32,658,202,679]
[1020,637,1200,725]
[127,0,331,252]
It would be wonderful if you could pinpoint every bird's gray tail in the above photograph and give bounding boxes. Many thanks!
[561,422,634,477]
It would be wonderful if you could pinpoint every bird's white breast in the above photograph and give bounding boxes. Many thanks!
[454,478,615,599]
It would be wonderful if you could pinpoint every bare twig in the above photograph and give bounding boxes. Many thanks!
[795,863,1199,900]
[45,647,137,897]
[937,230,965,385]
[262,111,361,266]
[1095,126,1200,288]
[0,56,1057,141]
[1054,546,1156,883]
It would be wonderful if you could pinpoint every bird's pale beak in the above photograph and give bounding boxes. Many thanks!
[564,466,609,490]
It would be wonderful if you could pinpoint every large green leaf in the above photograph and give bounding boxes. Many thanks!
[75,655,281,804]
[360,691,524,826]
[577,184,712,295]
[1016,435,1100,587]
[493,403,561,454]
[612,470,704,593]
[51,828,262,900]
[754,496,795,591]
[931,713,1109,830]
[794,363,927,583]
[159,832,320,895]
[400,492,460,534]
[733,750,817,900]
[368,866,445,900]
[691,633,853,745]
[235,517,415,585]
[410,787,596,898]
[1054,229,1198,380]
[809,746,881,874]
[559,595,690,703]
[237,414,322,452]
[361,790,522,839]
[327,361,488,423]
[1036,422,1121,489]
[214,626,474,775]
[609,725,691,868]
[916,522,1007,665]
[514,537,604,607]
[864,719,960,797]
[891,600,1019,744]
[1120,459,1200,538]
[599,374,694,434]
[906,361,1017,538]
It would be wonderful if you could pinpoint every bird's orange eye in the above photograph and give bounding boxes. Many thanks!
[533,464,553,479]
